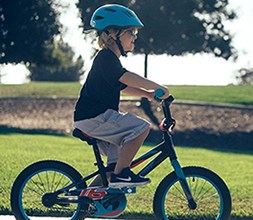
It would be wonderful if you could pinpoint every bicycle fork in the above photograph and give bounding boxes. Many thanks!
[171,159,197,210]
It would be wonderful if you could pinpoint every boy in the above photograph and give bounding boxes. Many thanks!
[74,4,169,188]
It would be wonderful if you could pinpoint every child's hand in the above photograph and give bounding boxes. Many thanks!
[153,87,170,102]
[160,87,170,99]
[146,91,156,101]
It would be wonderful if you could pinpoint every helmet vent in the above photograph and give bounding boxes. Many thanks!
[122,9,133,18]
[105,8,117,12]
[95,15,104,20]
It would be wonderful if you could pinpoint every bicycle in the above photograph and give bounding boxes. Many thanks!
[11,94,232,220]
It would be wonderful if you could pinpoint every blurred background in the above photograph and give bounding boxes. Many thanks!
[1,2,253,218]
[0,0,253,85]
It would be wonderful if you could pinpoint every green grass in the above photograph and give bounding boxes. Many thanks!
[1,82,253,218]
[0,82,253,105]
[0,82,82,98]
[169,84,253,105]
[1,133,253,219]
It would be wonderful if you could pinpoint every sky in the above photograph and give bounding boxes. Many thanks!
[1,0,253,85]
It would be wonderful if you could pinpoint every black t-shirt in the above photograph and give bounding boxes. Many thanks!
[74,49,128,121]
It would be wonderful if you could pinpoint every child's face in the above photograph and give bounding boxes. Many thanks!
[120,27,138,52]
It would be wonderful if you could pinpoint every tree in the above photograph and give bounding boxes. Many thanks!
[0,0,61,64]
[236,68,253,85]
[77,0,237,77]
[77,0,237,126]
[29,39,84,81]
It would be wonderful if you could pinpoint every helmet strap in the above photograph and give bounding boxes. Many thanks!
[115,31,127,57]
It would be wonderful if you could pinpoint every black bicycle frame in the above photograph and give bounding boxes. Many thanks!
[130,131,176,176]
[57,131,176,193]
[56,96,197,208]
[129,129,196,208]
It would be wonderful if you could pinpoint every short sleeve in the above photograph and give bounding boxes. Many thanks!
[99,50,127,87]
[120,82,128,90]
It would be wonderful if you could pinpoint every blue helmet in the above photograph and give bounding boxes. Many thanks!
[90,4,144,31]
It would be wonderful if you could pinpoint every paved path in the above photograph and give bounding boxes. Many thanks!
[0,216,119,220]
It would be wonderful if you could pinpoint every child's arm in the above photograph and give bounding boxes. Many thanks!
[119,71,169,99]
[121,86,154,100]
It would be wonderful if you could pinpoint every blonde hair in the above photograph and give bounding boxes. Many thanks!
[98,30,118,49]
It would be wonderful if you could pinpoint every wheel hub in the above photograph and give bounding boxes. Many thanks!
[42,192,57,208]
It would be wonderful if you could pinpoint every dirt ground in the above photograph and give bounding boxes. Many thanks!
[0,97,253,150]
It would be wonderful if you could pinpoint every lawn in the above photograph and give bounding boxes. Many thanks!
[1,133,253,219]
[0,82,253,105]
[1,83,252,219]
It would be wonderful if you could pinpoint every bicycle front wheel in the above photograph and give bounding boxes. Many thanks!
[11,160,87,220]
[153,166,231,220]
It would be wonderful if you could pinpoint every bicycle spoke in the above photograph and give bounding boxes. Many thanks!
[154,167,230,220]
[21,171,80,217]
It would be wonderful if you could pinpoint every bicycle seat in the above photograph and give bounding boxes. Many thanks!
[72,128,96,145]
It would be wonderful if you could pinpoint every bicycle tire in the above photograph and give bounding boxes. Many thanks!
[153,166,231,220]
[11,160,87,220]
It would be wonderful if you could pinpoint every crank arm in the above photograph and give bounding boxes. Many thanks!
[56,196,93,205]
[42,192,93,207]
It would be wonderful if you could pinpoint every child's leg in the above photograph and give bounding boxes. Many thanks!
[89,143,117,187]
[114,127,150,174]
[88,172,112,187]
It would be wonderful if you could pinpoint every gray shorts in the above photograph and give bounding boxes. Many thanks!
[74,109,150,164]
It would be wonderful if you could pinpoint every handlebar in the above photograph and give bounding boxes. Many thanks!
[162,95,174,119]
[154,89,176,132]
[162,96,176,132]
[154,88,165,102]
